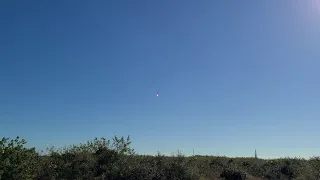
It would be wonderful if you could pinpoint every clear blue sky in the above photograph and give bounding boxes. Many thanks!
[1,0,320,158]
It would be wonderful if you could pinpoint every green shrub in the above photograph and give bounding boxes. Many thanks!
[0,136,37,180]
[2,135,320,180]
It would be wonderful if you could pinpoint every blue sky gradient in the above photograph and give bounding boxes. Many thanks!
[1,0,320,158]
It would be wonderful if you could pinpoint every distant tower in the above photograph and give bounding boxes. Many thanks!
[255,149,258,159]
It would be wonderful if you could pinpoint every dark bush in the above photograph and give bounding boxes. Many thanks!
[220,169,246,180]
[241,161,249,166]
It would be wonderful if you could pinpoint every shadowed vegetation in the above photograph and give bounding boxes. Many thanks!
[1,136,319,180]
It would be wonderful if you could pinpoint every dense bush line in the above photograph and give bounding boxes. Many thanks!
[0,136,320,180]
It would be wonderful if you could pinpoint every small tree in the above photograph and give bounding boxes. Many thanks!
[0,136,37,179]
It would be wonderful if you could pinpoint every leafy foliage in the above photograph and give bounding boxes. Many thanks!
[1,136,320,180]
[0,137,37,180]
